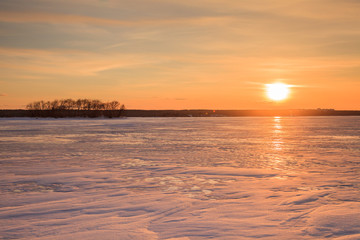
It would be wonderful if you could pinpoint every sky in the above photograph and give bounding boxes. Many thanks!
[0,0,359,110]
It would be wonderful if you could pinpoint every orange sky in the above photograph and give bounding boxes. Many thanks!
[0,0,359,110]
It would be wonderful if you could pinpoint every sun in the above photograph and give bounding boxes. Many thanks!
[266,83,290,101]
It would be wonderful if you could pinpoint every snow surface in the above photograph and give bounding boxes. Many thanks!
[0,117,359,239]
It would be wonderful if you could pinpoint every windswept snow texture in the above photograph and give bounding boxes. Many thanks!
[0,117,360,239]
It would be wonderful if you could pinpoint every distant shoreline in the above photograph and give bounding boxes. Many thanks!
[1,109,360,118]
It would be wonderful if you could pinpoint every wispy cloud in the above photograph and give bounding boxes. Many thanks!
[0,93,7,97]
[0,47,163,76]
[0,11,233,27]
[0,11,129,25]
[1,46,359,80]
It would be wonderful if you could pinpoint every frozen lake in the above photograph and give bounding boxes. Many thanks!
[1,117,360,239]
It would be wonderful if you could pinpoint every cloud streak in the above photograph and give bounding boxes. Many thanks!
[0,47,164,76]
[1,46,358,81]
[0,11,233,27]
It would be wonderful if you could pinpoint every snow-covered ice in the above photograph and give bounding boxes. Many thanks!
[0,117,359,239]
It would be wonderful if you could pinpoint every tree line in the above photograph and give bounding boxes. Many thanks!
[26,98,125,118]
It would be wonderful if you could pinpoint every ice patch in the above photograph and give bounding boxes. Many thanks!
[305,203,360,238]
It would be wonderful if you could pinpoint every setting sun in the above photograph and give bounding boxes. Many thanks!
[266,83,290,101]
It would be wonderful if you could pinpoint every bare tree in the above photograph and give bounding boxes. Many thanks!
[50,100,59,110]
[109,101,120,110]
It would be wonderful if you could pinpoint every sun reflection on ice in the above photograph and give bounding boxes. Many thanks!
[272,117,283,151]
[269,116,286,170]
